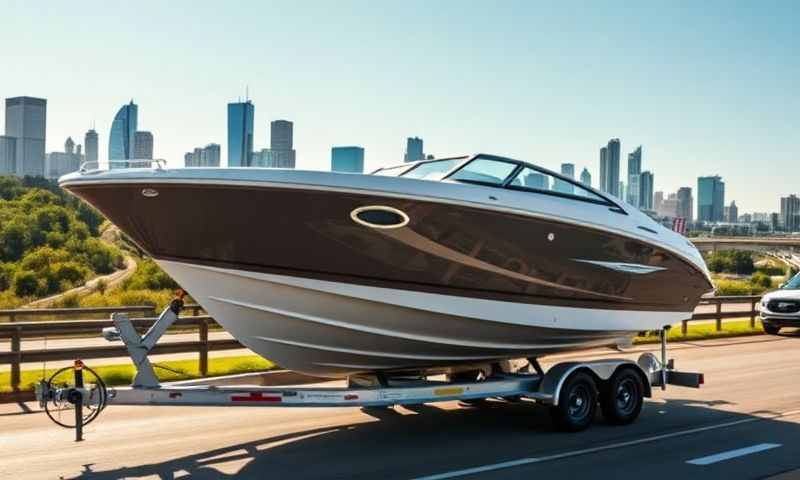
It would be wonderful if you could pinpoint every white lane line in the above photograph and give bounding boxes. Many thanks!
[687,443,782,466]
[412,409,800,480]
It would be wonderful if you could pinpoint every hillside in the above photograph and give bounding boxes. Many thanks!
[0,176,125,308]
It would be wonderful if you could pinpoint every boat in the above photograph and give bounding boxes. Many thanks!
[58,154,714,378]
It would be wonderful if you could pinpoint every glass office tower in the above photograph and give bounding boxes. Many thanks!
[227,101,254,167]
[331,146,365,173]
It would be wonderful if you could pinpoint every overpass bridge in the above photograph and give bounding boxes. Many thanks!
[691,237,800,269]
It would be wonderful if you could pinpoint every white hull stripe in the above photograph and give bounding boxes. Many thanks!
[209,295,617,350]
[572,259,668,274]
[172,261,691,332]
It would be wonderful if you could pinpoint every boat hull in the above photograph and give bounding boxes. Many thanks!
[159,259,691,378]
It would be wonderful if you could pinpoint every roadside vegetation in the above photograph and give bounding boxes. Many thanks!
[0,176,124,308]
[703,250,797,295]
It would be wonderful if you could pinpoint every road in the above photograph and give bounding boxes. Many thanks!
[2,333,800,479]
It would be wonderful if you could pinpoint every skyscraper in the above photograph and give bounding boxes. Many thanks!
[605,138,620,198]
[331,146,365,173]
[5,96,46,177]
[108,100,138,168]
[185,143,221,167]
[726,201,739,223]
[84,129,98,163]
[45,136,83,179]
[580,167,591,187]
[554,163,575,194]
[781,194,800,232]
[0,136,16,175]
[599,146,607,193]
[639,171,654,210]
[523,171,549,190]
[627,146,642,207]
[268,120,296,168]
[134,131,153,159]
[654,191,664,213]
[677,187,693,222]
[404,137,424,162]
[227,100,254,167]
[697,175,725,223]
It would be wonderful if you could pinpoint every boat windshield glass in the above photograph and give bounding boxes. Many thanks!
[401,158,463,181]
[373,165,413,176]
[782,273,800,290]
[446,158,518,186]
[508,166,610,204]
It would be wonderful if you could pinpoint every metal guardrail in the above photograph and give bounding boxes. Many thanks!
[682,295,761,335]
[0,298,764,393]
[0,305,214,392]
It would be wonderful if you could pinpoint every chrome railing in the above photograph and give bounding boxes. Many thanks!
[79,159,167,173]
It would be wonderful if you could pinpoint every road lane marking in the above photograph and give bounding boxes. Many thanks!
[412,409,800,480]
[687,443,782,466]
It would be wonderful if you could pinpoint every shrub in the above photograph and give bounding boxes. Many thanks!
[123,259,179,291]
[703,251,755,275]
[13,270,41,297]
[750,272,772,289]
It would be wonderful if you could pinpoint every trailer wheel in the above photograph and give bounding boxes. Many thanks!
[600,367,644,425]
[550,371,597,432]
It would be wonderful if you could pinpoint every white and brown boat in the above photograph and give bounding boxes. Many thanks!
[59,154,714,378]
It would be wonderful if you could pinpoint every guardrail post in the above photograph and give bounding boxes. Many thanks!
[750,299,757,329]
[199,318,209,376]
[715,300,722,331]
[11,327,21,391]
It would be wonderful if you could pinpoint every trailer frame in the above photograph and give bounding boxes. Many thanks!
[36,298,704,441]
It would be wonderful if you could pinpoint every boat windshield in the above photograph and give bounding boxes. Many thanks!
[507,166,610,204]
[373,165,414,176]
[402,158,464,181]
[782,273,800,290]
[446,158,519,186]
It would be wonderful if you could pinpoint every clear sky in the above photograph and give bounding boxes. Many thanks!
[1,0,797,213]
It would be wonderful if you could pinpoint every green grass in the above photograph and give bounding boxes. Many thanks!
[1,355,275,393]
[634,318,765,344]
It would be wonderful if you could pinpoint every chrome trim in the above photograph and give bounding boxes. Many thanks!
[572,259,668,274]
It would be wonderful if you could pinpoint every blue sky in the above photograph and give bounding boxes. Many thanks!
[1,0,797,212]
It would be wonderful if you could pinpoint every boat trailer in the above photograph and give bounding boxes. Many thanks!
[36,296,704,441]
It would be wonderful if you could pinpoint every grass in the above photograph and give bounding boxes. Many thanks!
[634,318,765,344]
[1,355,275,393]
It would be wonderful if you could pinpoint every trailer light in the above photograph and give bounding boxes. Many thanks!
[231,392,282,403]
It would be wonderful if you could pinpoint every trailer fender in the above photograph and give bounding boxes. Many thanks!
[537,359,652,406]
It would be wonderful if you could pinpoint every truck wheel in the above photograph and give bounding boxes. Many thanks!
[600,368,644,425]
[763,323,780,335]
[550,371,597,432]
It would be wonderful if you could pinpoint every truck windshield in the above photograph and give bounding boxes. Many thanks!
[782,273,800,290]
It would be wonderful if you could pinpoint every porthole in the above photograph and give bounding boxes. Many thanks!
[141,188,159,198]
[350,206,410,229]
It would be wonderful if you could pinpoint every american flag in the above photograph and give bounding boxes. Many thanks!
[672,217,687,235]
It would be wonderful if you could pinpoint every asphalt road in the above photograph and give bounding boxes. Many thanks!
[2,333,800,480]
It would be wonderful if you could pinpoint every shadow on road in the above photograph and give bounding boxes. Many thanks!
[64,398,800,480]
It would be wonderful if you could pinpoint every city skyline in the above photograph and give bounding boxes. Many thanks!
[0,2,797,212]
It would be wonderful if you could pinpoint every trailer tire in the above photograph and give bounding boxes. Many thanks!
[600,367,644,425]
[550,371,597,432]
